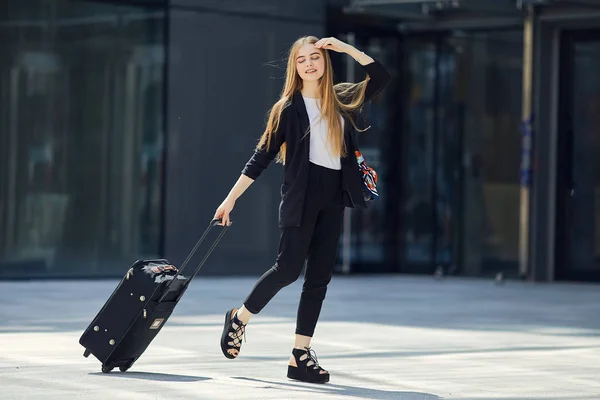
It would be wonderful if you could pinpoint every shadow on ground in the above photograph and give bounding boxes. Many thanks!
[88,371,211,382]
[232,376,443,400]
[2,276,600,336]
[243,344,600,362]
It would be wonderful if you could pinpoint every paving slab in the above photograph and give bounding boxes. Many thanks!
[1,275,599,400]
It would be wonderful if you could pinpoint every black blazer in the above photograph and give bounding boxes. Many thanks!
[242,59,392,228]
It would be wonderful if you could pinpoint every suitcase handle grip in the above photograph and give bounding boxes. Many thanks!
[210,218,229,227]
[158,218,229,301]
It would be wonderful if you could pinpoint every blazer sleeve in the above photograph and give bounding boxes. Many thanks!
[361,59,392,104]
[241,105,289,180]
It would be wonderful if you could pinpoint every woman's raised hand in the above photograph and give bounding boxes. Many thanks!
[315,37,350,53]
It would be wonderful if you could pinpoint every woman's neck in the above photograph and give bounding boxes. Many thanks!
[300,81,319,99]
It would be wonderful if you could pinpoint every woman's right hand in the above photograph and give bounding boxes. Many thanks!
[214,197,235,226]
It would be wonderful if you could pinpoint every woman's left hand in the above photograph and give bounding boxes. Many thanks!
[315,37,351,53]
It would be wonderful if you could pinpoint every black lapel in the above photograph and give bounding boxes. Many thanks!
[292,91,310,142]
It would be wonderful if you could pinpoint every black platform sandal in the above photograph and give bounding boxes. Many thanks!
[220,308,246,359]
[287,347,330,384]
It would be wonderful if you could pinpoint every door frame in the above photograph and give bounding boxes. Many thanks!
[555,29,600,283]
[526,8,600,282]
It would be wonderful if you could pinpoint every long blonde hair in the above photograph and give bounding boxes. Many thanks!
[257,36,370,164]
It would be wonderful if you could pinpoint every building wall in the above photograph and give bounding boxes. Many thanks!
[163,1,326,275]
[3,0,599,282]
[0,0,325,279]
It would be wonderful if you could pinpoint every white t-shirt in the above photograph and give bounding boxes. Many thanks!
[303,96,343,170]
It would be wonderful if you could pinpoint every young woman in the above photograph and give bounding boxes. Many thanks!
[213,35,391,384]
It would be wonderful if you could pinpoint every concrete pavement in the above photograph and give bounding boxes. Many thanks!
[1,275,599,400]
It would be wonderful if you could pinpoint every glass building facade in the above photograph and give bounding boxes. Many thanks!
[329,16,524,278]
[2,0,600,282]
[401,30,523,277]
[0,0,166,277]
[330,1,600,283]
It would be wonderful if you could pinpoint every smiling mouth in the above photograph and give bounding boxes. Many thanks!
[306,69,316,74]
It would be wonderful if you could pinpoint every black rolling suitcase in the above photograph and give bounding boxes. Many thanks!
[79,218,229,373]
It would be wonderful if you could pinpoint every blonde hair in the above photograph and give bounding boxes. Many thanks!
[257,36,370,164]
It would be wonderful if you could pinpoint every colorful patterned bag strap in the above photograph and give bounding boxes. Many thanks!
[355,150,379,200]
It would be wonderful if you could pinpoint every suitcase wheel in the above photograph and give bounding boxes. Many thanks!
[83,349,91,358]
[101,364,114,374]
[119,360,135,373]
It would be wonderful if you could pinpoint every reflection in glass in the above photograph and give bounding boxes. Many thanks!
[0,0,166,277]
[402,42,437,267]
[452,31,523,276]
[402,31,523,276]
[336,35,399,273]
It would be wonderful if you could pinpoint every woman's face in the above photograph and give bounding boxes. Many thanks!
[295,43,325,82]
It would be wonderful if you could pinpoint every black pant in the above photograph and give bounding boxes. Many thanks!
[243,162,344,337]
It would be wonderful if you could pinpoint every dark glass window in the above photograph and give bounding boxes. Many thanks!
[0,0,166,277]
[402,30,523,276]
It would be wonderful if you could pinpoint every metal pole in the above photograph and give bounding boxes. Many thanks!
[519,5,535,279]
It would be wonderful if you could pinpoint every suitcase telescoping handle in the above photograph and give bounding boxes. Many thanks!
[159,218,230,300]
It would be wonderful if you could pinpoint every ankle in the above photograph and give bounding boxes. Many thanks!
[293,334,312,350]
[236,306,252,325]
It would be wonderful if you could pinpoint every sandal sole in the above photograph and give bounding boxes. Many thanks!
[287,366,330,384]
[220,308,239,359]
